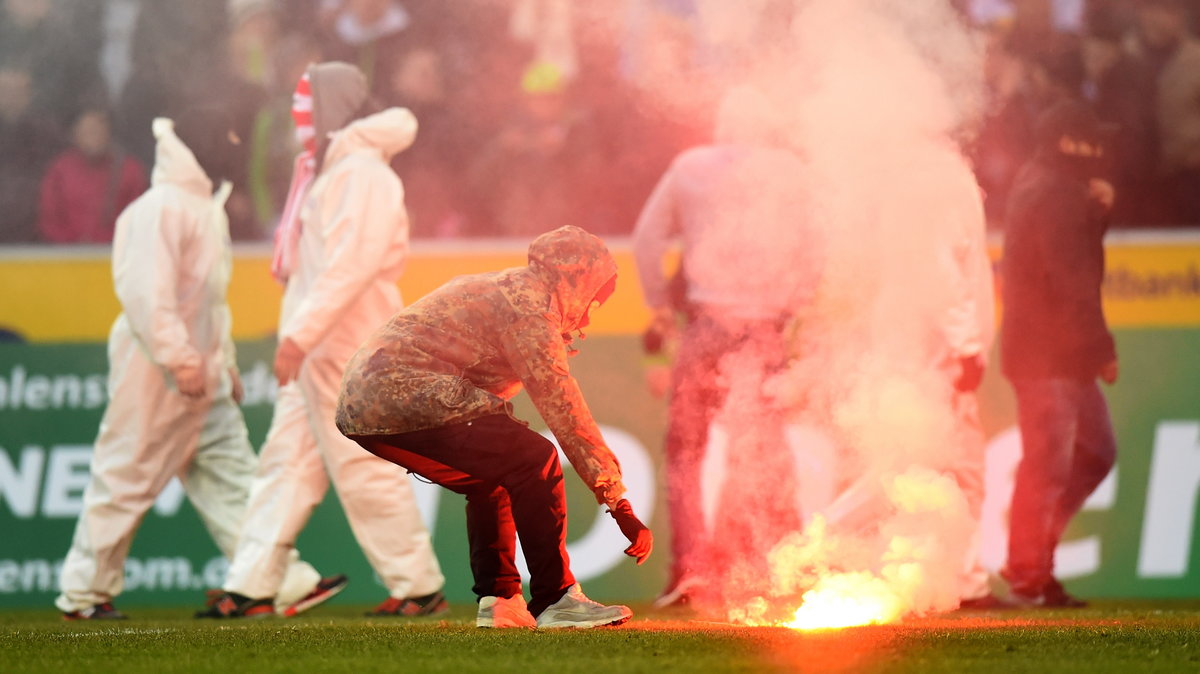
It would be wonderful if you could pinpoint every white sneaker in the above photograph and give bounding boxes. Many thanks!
[476,595,537,628]
[535,584,632,629]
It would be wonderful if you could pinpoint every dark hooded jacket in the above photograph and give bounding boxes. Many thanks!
[1000,151,1115,379]
[336,226,625,505]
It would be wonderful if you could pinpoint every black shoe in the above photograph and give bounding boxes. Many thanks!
[957,593,1015,610]
[280,575,349,618]
[195,592,275,618]
[1006,579,1088,608]
[365,591,449,617]
[999,566,1046,606]
[1043,578,1088,608]
[63,602,127,621]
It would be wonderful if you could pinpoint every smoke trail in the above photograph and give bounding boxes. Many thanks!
[674,0,991,625]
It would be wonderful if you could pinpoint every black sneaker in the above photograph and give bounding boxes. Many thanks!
[280,575,349,618]
[63,602,127,621]
[365,591,449,617]
[1005,579,1088,608]
[999,566,1046,606]
[194,592,275,618]
[1043,578,1088,608]
[956,593,1015,610]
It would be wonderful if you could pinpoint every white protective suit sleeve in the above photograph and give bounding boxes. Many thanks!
[112,199,204,374]
[214,181,237,373]
[938,178,995,362]
[280,161,407,353]
[632,164,680,311]
[221,305,237,371]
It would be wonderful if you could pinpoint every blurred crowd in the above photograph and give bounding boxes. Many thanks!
[2,0,1200,245]
[972,0,1200,227]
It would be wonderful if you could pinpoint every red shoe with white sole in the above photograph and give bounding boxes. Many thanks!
[279,575,349,618]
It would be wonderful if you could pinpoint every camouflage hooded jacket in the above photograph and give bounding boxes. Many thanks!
[336,226,626,505]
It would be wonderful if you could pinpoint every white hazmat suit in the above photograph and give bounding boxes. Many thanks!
[818,143,995,603]
[56,119,319,614]
[222,100,444,602]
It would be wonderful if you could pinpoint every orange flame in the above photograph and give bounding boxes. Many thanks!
[726,469,973,631]
[783,572,904,630]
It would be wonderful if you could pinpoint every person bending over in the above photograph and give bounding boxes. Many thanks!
[337,225,653,629]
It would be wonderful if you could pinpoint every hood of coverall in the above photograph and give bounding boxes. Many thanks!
[149,118,215,197]
[308,61,369,148]
[322,107,418,168]
[527,226,618,334]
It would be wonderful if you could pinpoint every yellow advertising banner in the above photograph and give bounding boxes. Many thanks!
[2,235,1199,342]
[1100,243,1200,326]
[0,244,653,342]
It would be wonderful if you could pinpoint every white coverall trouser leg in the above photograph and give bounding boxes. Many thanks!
[56,340,319,612]
[950,391,990,601]
[816,382,991,603]
[223,353,444,600]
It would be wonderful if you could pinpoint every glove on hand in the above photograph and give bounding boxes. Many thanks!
[609,499,653,565]
[955,354,985,392]
[642,327,665,355]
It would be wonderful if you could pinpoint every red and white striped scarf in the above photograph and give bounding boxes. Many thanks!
[292,72,316,154]
[270,73,318,284]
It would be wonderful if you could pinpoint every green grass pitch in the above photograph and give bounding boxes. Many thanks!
[3,600,1198,673]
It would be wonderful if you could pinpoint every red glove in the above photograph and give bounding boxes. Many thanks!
[955,354,985,392]
[1099,358,1119,385]
[608,499,653,565]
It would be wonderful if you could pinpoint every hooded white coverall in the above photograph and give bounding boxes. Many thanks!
[223,107,444,601]
[56,119,320,613]
[818,145,996,602]
[935,152,996,602]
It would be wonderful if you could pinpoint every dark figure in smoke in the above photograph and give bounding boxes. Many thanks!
[337,226,652,629]
[1001,100,1119,608]
[633,87,823,607]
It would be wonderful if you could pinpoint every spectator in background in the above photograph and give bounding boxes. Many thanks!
[973,32,1085,223]
[508,0,577,81]
[1082,6,1160,225]
[467,61,602,237]
[229,0,280,89]
[196,2,273,240]
[115,0,229,170]
[38,105,147,243]
[1135,0,1200,224]
[112,0,262,239]
[246,33,323,231]
[274,0,329,40]
[1027,35,1087,124]
[387,44,469,237]
[442,0,536,141]
[0,63,62,243]
[319,0,419,99]
[0,0,104,129]
[575,1,705,237]
[113,0,270,238]
[90,0,142,106]
[973,22,1033,223]
[228,0,306,233]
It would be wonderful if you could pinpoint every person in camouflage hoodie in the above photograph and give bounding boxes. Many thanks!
[337,225,653,629]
